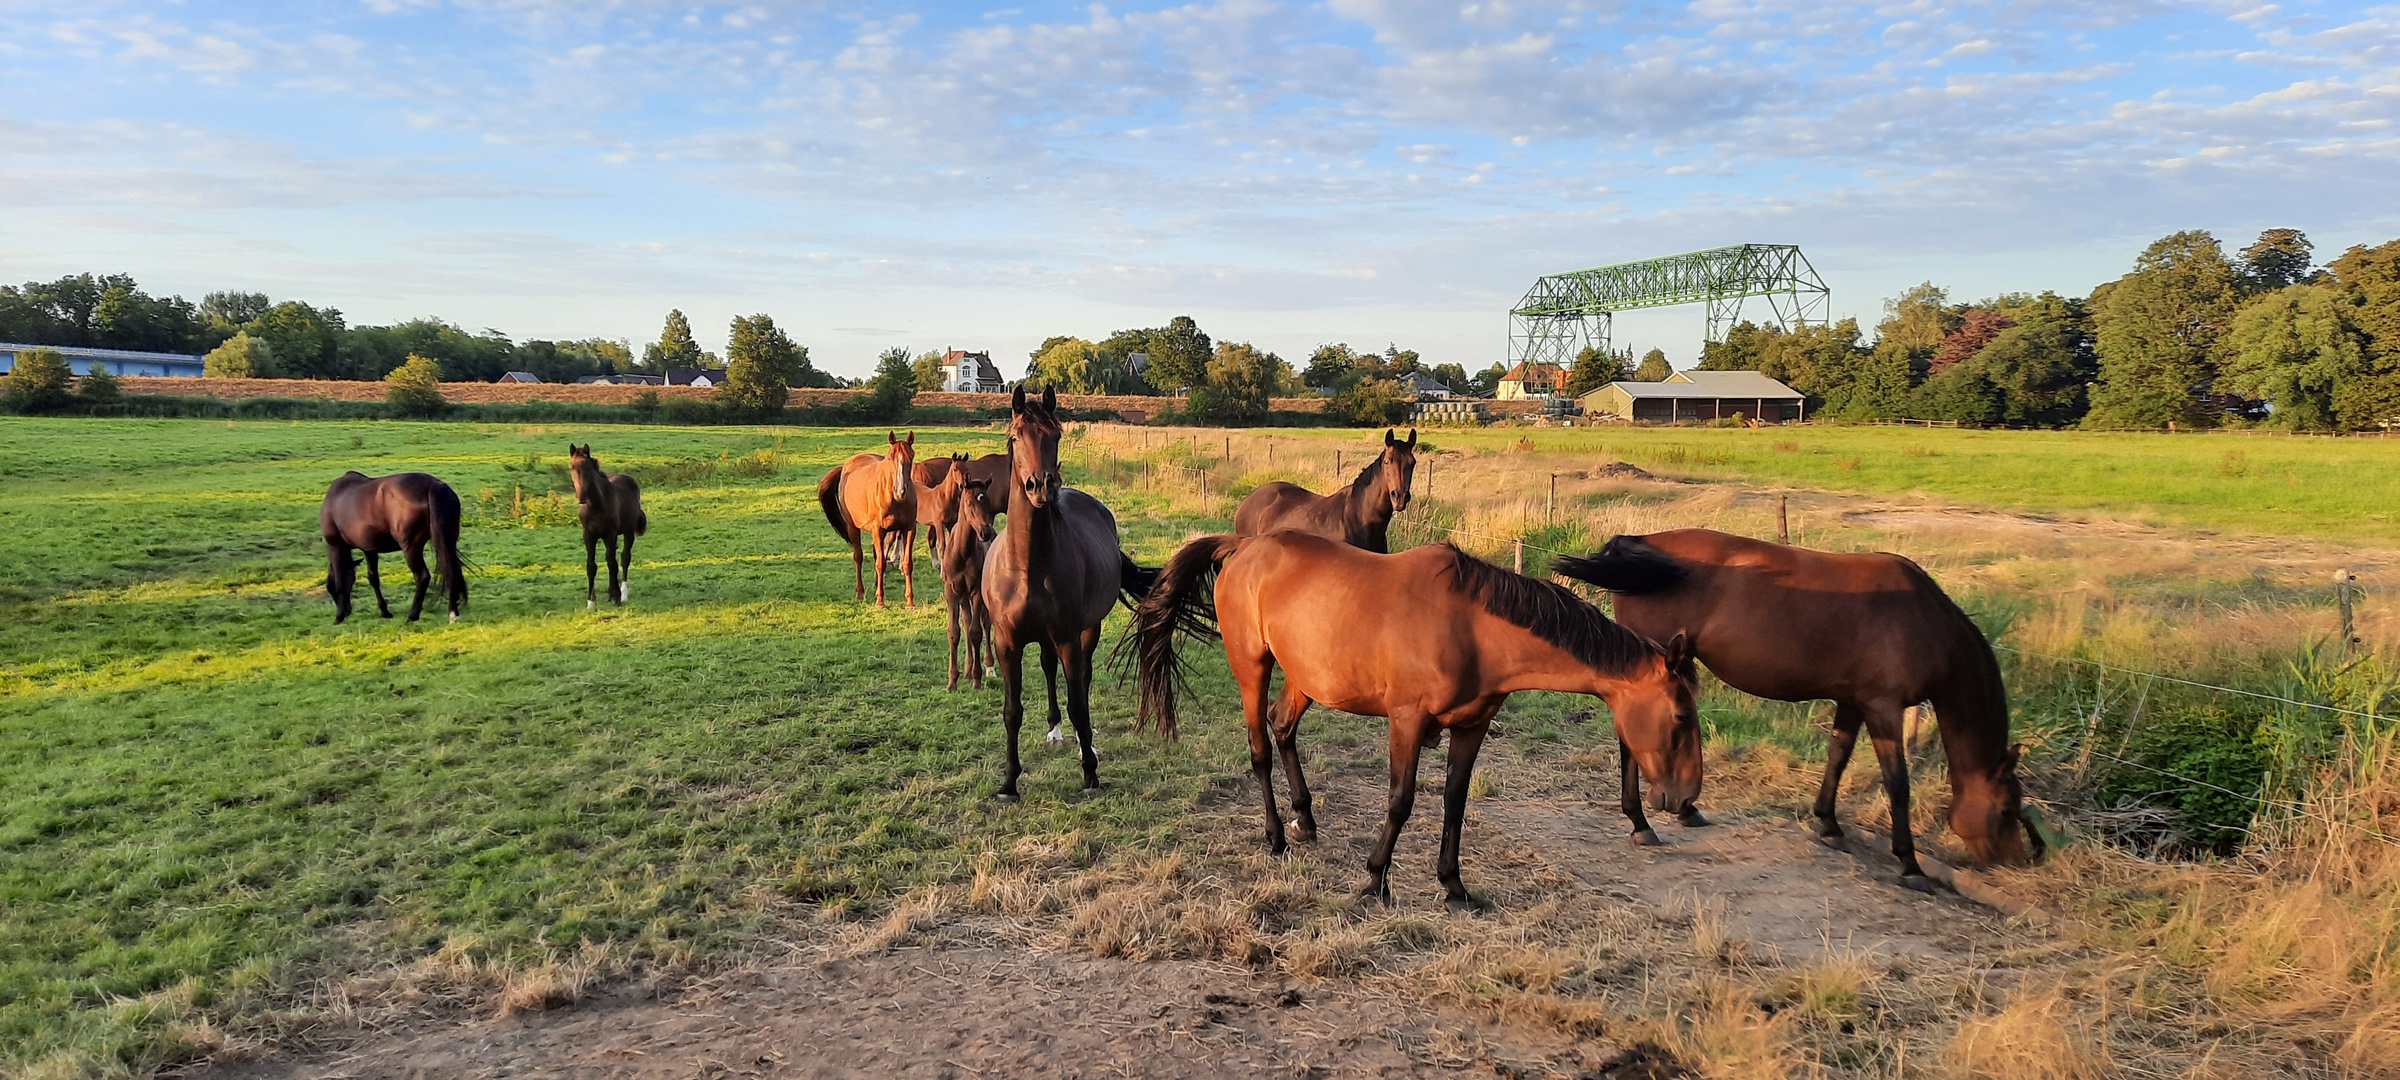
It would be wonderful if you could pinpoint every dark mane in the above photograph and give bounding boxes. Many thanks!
[1441,543,1656,675]
[1347,457,1381,493]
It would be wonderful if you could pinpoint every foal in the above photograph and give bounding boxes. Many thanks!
[568,444,646,608]
[942,475,998,689]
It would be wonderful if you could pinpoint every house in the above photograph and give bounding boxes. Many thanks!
[576,373,665,385]
[1400,371,1453,400]
[0,342,205,378]
[1493,361,1564,400]
[666,367,728,388]
[1579,369,1805,423]
[498,371,543,383]
[939,349,1006,393]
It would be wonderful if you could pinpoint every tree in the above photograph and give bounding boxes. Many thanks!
[1968,313,2095,425]
[340,318,511,382]
[78,361,121,403]
[2239,229,2315,293]
[1698,321,1768,370]
[1466,362,1507,397]
[721,313,801,415]
[912,350,946,392]
[93,283,203,353]
[2,346,73,412]
[1563,344,1628,398]
[201,290,271,326]
[1332,376,1412,426]
[643,309,705,372]
[1630,348,1672,381]
[1031,337,1104,394]
[247,301,347,379]
[851,346,917,421]
[204,332,273,378]
[1303,342,1363,389]
[1928,309,2017,375]
[1140,315,1213,393]
[2325,238,2400,429]
[1431,362,1471,395]
[2086,231,2239,428]
[384,354,447,416]
[2214,283,2363,430]
[1185,340,1279,423]
[1878,282,1960,356]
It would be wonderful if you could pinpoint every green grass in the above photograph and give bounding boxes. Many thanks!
[0,417,1286,1078]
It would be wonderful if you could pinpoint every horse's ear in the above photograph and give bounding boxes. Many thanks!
[1012,384,1027,413]
[1384,428,1396,446]
[1662,631,1694,670]
[1041,384,1057,414]
[905,430,915,447]
[1406,428,1418,449]
[2006,743,2024,769]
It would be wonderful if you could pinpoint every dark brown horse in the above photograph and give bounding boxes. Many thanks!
[320,471,466,623]
[1554,529,2040,888]
[1132,531,1701,908]
[817,431,919,606]
[1233,428,1416,552]
[981,386,1152,799]
[568,444,646,609]
[959,452,1011,519]
[941,472,998,690]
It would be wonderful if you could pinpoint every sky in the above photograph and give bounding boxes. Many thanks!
[2,1,2395,380]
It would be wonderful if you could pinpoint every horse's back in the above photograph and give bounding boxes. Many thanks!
[1219,535,1495,713]
[609,473,646,534]
[1234,482,1341,542]
[323,471,451,547]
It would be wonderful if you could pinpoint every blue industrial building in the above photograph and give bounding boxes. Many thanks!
[0,342,207,378]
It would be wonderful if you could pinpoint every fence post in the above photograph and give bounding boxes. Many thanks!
[2337,568,2357,656]
[1336,449,1343,478]
[1225,435,1230,461]
[1548,472,1556,524]
[1514,536,1524,575]
[1777,493,1789,545]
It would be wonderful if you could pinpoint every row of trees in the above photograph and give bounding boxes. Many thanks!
[1690,230,2400,430]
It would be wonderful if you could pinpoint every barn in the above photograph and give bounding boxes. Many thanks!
[0,342,206,378]
[1579,369,1805,423]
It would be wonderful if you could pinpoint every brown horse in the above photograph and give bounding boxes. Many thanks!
[941,473,999,690]
[1131,531,1701,908]
[981,386,1153,800]
[959,452,1011,519]
[1553,529,2040,888]
[817,431,920,606]
[1233,428,1417,552]
[912,453,964,553]
[567,445,646,609]
[320,471,467,624]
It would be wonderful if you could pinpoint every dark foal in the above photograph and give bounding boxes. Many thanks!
[568,444,647,608]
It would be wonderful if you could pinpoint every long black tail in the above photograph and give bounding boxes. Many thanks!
[1120,534,1242,739]
[1117,551,1160,612]
[429,481,468,618]
[817,467,857,546]
[1551,534,1689,594]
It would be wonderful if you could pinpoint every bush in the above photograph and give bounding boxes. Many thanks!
[2,347,74,412]
[383,354,448,416]
[630,390,660,419]
[848,349,917,422]
[203,331,272,378]
[1331,376,1412,426]
[77,365,121,404]
[660,395,720,424]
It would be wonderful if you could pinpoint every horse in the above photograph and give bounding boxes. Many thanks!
[567,444,646,609]
[912,453,965,553]
[959,452,1012,519]
[941,474,999,690]
[320,471,467,624]
[1552,528,2041,889]
[981,385,1154,800]
[817,431,920,606]
[1130,531,1702,908]
[1233,428,1417,552]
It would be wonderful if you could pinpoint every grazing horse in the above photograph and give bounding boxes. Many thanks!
[941,474,999,689]
[320,471,467,624]
[1553,529,2041,887]
[567,444,646,609]
[817,431,920,606]
[1234,428,1417,552]
[1131,532,1701,908]
[981,385,1152,800]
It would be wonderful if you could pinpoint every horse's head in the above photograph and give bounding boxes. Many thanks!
[1009,384,1063,509]
[959,477,997,539]
[1609,631,1704,813]
[886,431,916,501]
[1379,427,1418,514]
[567,444,602,500]
[1951,745,2041,866]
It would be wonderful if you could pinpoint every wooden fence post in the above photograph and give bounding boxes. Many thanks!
[1777,493,1789,545]
[2337,568,2357,656]
[1548,472,1556,525]
[1336,449,1343,477]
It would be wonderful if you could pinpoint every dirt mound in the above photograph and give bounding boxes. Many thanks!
[1592,461,1655,480]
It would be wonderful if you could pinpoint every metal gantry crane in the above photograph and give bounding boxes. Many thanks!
[1508,244,1831,370]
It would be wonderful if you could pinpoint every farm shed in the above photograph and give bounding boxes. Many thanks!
[1580,369,1804,422]
[0,342,205,378]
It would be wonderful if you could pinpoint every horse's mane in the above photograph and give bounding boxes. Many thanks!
[1346,456,1381,494]
[1442,543,1655,676]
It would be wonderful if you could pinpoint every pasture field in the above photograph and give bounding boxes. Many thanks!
[4,416,2397,1079]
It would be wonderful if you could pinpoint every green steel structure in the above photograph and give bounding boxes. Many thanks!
[1508,243,1830,372]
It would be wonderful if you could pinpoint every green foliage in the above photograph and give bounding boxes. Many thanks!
[1185,341,1280,424]
[3,346,74,412]
[642,309,706,373]
[245,301,348,380]
[1128,315,1212,392]
[2324,238,2400,430]
[1562,345,1627,398]
[849,346,917,422]
[1698,320,1768,370]
[1630,348,1672,382]
[720,314,800,415]
[1330,375,1412,426]
[1,273,210,354]
[2239,228,2316,293]
[2215,283,2367,430]
[1911,301,2094,426]
[1303,342,1363,389]
[76,363,120,404]
[200,290,270,327]
[1031,337,1104,394]
[2086,230,2240,429]
[203,331,272,379]
[912,349,946,392]
[382,354,448,416]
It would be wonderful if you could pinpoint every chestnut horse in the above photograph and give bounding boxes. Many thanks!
[1554,529,2040,887]
[320,471,466,624]
[941,472,999,690]
[981,386,1153,800]
[567,445,646,609]
[913,453,966,553]
[1233,428,1417,552]
[1131,532,1702,908]
[816,431,919,606]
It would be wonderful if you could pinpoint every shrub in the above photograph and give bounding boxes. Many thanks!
[1331,376,1411,426]
[848,348,917,422]
[2,346,74,412]
[629,390,660,419]
[77,364,121,403]
[203,332,273,378]
[720,314,799,416]
[383,354,448,416]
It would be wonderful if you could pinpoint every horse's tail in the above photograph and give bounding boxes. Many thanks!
[1116,551,1160,612]
[817,467,857,546]
[1551,534,1688,594]
[1119,533,1241,739]
[430,481,468,618]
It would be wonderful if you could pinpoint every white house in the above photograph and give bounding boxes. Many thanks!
[939,349,1006,393]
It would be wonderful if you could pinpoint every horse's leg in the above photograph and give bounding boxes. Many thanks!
[618,531,633,603]
[1361,711,1437,907]
[970,598,991,689]
[946,594,963,691]
[402,543,431,622]
[850,531,865,600]
[365,551,394,618]
[1235,647,1285,852]
[1621,735,1662,846]
[604,533,622,607]
[1270,678,1317,844]
[1065,629,1100,794]
[1437,715,1495,909]
[327,542,355,623]
[584,531,600,610]
[1813,702,1868,847]
[1040,643,1064,746]
[870,527,888,606]
[1865,703,1934,891]
[996,642,1026,802]
[902,526,917,608]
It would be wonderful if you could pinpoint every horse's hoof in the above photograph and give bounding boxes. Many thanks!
[1631,829,1664,847]
[1291,825,1318,844]
[1046,728,1065,746]
[449,613,458,624]
[1081,785,1100,798]
[1356,882,1394,907]
[587,600,595,612]
[1898,873,1937,894]
[1443,893,1489,914]
[995,792,1020,804]
[1678,809,1713,828]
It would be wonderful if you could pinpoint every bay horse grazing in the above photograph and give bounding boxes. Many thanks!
[320,471,467,624]
[817,431,920,606]
[568,445,646,608]
[1233,428,1416,552]
[1131,531,1701,908]
[1553,529,2041,888]
[982,385,1154,799]
[941,473,999,689]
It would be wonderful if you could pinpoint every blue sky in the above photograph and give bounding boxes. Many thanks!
[2,1,2394,378]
